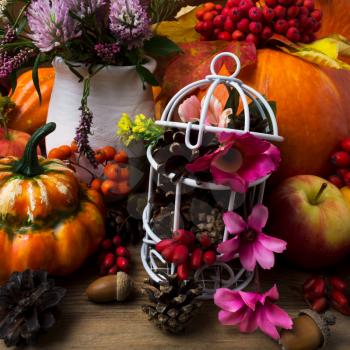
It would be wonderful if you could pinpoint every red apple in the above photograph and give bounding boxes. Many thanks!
[0,128,40,158]
[268,175,350,269]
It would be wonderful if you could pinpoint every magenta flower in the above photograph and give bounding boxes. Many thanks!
[217,204,286,271]
[27,0,81,52]
[186,132,281,193]
[178,94,232,127]
[214,285,293,339]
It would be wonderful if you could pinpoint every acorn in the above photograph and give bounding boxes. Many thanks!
[279,309,336,350]
[86,272,134,303]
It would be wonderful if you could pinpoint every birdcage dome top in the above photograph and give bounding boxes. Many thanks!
[156,52,283,151]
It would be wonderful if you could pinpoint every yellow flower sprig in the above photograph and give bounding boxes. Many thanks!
[117,113,164,147]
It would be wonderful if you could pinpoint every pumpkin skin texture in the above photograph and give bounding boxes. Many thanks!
[0,123,105,282]
[0,128,40,158]
[315,0,350,39]
[7,68,54,134]
[213,49,350,184]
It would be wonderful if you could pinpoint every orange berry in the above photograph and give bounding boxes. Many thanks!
[71,141,78,153]
[118,165,129,181]
[101,179,119,197]
[48,148,65,160]
[117,181,130,195]
[59,145,72,159]
[114,150,128,163]
[103,163,119,180]
[95,149,106,164]
[196,8,206,19]
[91,178,103,191]
[204,2,215,11]
[102,146,117,161]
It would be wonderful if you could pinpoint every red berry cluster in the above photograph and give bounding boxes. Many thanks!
[328,137,350,188]
[303,276,350,315]
[195,0,322,45]
[156,230,217,281]
[98,235,131,276]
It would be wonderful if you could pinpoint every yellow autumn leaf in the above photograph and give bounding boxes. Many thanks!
[302,38,339,59]
[328,34,350,57]
[153,6,200,44]
[280,46,350,71]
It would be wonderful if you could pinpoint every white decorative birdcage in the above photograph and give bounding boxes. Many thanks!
[141,52,283,299]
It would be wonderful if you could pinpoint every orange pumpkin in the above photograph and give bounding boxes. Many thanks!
[316,0,350,39]
[8,68,54,134]
[0,128,41,158]
[0,123,105,282]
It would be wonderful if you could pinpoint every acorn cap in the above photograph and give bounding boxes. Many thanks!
[298,309,336,348]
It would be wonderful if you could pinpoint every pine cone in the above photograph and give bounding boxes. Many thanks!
[0,270,66,347]
[141,274,203,334]
[230,113,269,133]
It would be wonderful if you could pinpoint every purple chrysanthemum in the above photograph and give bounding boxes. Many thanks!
[27,0,81,52]
[109,0,152,49]
[68,0,106,17]
[94,42,120,63]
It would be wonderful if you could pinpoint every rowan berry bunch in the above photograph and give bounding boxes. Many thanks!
[48,142,131,198]
[303,276,350,315]
[156,230,217,281]
[195,0,322,46]
[328,137,350,188]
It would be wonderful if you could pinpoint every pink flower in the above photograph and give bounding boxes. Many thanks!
[217,204,287,271]
[214,285,293,339]
[178,95,232,127]
[186,132,281,192]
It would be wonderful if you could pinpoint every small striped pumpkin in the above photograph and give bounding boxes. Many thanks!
[0,123,105,282]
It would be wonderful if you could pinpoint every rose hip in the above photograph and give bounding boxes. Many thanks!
[328,175,344,188]
[246,33,259,45]
[313,278,326,297]
[103,253,115,269]
[232,30,245,41]
[248,7,262,21]
[156,239,174,253]
[329,276,347,291]
[108,266,118,275]
[177,263,190,281]
[112,235,122,247]
[310,9,322,21]
[311,297,328,313]
[101,239,113,250]
[263,7,275,22]
[115,246,130,258]
[190,248,204,270]
[173,230,196,246]
[237,18,250,32]
[261,26,273,40]
[218,31,232,41]
[330,290,349,307]
[199,234,212,248]
[331,151,350,167]
[287,5,300,18]
[173,245,189,265]
[203,250,216,265]
[239,0,254,13]
[161,244,177,263]
[213,15,224,28]
[332,301,350,316]
[274,19,289,34]
[274,5,287,19]
[249,21,263,34]
[116,256,129,272]
[230,7,242,21]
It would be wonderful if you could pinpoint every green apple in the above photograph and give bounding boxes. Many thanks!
[268,175,350,269]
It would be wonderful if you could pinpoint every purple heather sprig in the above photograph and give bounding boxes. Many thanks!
[0,48,35,80]
[0,25,16,45]
[109,0,152,49]
[27,0,81,52]
[94,43,120,64]
[74,105,98,168]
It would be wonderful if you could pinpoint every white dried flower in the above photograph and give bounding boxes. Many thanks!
[0,0,8,19]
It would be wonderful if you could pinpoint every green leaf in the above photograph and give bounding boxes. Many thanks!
[136,65,159,89]
[225,87,240,116]
[9,71,17,97]
[66,62,84,82]
[144,36,182,57]
[32,54,42,104]
[16,17,27,35]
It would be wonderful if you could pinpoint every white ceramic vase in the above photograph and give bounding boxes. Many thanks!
[46,56,157,158]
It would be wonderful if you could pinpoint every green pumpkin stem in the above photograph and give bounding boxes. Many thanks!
[14,122,56,177]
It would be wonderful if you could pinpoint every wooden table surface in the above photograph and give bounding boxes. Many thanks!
[4,246,349,350]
